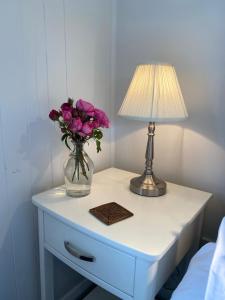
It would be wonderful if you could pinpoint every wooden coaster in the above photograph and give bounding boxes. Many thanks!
[89,202,133,225]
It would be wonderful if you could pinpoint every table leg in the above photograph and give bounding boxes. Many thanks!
[38,209,54,300]
[193,210,204,252]
[134,258,158,300]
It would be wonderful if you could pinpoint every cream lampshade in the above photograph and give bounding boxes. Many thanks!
[118,64,188,197]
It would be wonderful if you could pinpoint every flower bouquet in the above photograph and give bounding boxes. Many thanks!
[49,98,109,197]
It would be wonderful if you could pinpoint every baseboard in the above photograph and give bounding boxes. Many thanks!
[60,278,94,300]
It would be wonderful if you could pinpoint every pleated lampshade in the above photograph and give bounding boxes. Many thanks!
[118,64,188,122]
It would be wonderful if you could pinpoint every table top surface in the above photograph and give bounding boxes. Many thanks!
[32,168,212,261]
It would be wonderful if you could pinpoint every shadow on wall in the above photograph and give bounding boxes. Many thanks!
[0,224,18,299]
[19,118,57,192]
[0,200,40,299]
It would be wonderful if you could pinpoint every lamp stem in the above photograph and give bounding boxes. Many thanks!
[145,122,155,176]
[129,121,166,196]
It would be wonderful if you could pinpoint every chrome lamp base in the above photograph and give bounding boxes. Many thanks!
[130,122,166,197]
[130,173,166,197]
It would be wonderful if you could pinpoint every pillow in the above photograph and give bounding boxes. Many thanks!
[204,217,225,300]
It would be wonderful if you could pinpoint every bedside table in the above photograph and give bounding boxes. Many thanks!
[32,168,212,300]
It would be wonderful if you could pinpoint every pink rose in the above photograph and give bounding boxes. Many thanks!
[62,110,72,122]
[69,117,82,133]
[49,109,60,121]
[61,102,73,112]
[72,108,78,118]
[80,122,93,136]
[92,119,100,128]
[94,109,110,128]
[76,99,95,117]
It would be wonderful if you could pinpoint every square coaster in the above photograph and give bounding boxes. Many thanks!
[89,202,133,225]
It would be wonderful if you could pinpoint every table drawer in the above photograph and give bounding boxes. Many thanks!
[44,213,135,295]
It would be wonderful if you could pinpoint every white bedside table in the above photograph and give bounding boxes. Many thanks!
[32,168,212,300]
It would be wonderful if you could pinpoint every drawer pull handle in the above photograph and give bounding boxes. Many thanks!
[64,241,95,262]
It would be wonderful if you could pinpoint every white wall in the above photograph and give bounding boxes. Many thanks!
[0,0,114,299]
[114,0,225,240]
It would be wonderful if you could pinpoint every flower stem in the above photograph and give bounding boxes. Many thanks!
[72,158,78,182]
[70,141,90,181]
[77,160,80,180]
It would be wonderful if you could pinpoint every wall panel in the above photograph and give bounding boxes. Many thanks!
[64,0,113,170]
[0,0,114,299]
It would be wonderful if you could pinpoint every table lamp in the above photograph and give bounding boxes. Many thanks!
[118,64,188,197]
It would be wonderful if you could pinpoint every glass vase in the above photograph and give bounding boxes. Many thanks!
[64,141,94,197]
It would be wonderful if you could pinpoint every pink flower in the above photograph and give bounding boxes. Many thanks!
[61,102,73,112]
[62,110,72,122]
[94,109,110,128]
[49,109,60,121]
[92,119,100,128]
[76,99,95,117]
[69,117,82,133]
[72,108,78,117]
[80,122,93,136]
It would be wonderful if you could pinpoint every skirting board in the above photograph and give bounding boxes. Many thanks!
[60,278,94,300]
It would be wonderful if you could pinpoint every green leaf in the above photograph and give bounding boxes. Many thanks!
[68,98,74,106]
[65,136,71,150]
[96,140,101,153]
[61,133,69,141]
[59,121,65,127]
[61,128,67,133]
[93,129,103,140]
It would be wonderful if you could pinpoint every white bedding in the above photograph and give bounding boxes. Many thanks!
[171,242,216,300]
[205,218,225,300]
